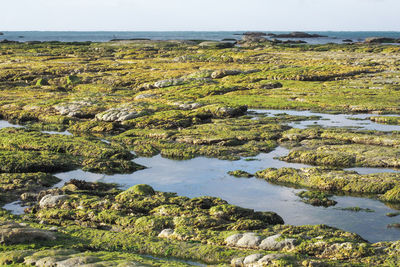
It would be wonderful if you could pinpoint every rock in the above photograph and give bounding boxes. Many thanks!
[258,253,285,264]
[154,78,186,88]
[34,256,68,266]
[174,102,203,110]
[225,233,244,246]
[231,257,245,267]
[0,39,19,44]
[158,229,174,238]
[134,93,158,100]
[365,37,398,44]
[258,82,283,89]
[343,39,353,43]
[259,234,297,251]
[211,69,242,79]
[228,170,254,178]
[129,184,155,196]
[243,253,264,264]
[243,32,267,36]
[56,256,100,267]
[54,101,93,118]
[39,194,69,208]
[268,32,326,38]
[0,222,56,245]
[242,35,268,43]
[236,233,262,248]
[0,32,3,35]
[95,108,147,122]
[198,41,235,49]
[214,106,248,117]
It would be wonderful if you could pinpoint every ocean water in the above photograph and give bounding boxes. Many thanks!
[1,31,400,44]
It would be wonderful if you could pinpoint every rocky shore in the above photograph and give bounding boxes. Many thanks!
[0,39,399,266]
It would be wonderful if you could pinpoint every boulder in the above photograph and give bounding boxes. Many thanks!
[154,78,186,88]
[258,254,285,264]
[0,222,56,245]
[211,69,242,79]
[95,108,147,122]
[365,37,398,44]
[242,35,268,43]
[243,32,267,36]
[225,233,243,246]
[134,93,158,100]
[268,32,326,38]
[54,101,93,118]
[259,234,297,251]
[243,253,264,264]
[236,233,262,248]
[198,41,235,49]
[231,257,245,267]
[39,194,69,208]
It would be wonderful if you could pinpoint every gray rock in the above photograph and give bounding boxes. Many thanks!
[258,253,285,264]
[39,194,69,208]
[35,256,68,266]
[174,102,203,110]
[54,101,93,117]
[0,222,56,245]
[243,253,263,264]
[225,233,243,246]
[231,257,244,267]
[95,108,146,122]
[56,256,100,267]
[198,41,235,49]
[259,234,297,251]
[211,69,242,79]
[134,93,157,100]
[236,233,262,248]
[154,78,185,88]
[242,35,268,43]
[158,229,174,238]
[365,37,398,44]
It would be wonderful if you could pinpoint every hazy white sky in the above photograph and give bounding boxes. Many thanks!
[2,0,399,31]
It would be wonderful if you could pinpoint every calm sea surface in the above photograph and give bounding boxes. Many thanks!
[1,31,400,44]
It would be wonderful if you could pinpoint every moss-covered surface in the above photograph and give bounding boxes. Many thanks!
[0,40,400,265]
[0,182,399,266]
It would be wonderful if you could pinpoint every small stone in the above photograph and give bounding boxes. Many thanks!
[39,194,69,208]
[158,229,174,238]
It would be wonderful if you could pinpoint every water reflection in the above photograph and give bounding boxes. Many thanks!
[55,148,400,243]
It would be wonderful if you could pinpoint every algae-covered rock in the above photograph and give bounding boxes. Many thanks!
[128,184,155,196]
[259,234,297,251]
[0,222,56,245]
[39,194,69,208]
[228,170,254,178]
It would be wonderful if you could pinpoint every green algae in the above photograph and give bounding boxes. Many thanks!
[1,40,400,266]
[255,167,400,201]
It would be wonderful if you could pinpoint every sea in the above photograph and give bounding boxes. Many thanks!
[1,31,400,44]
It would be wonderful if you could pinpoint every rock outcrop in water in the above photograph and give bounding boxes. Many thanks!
[268,31,327,38]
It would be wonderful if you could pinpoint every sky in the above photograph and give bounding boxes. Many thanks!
[1,0,399,31]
